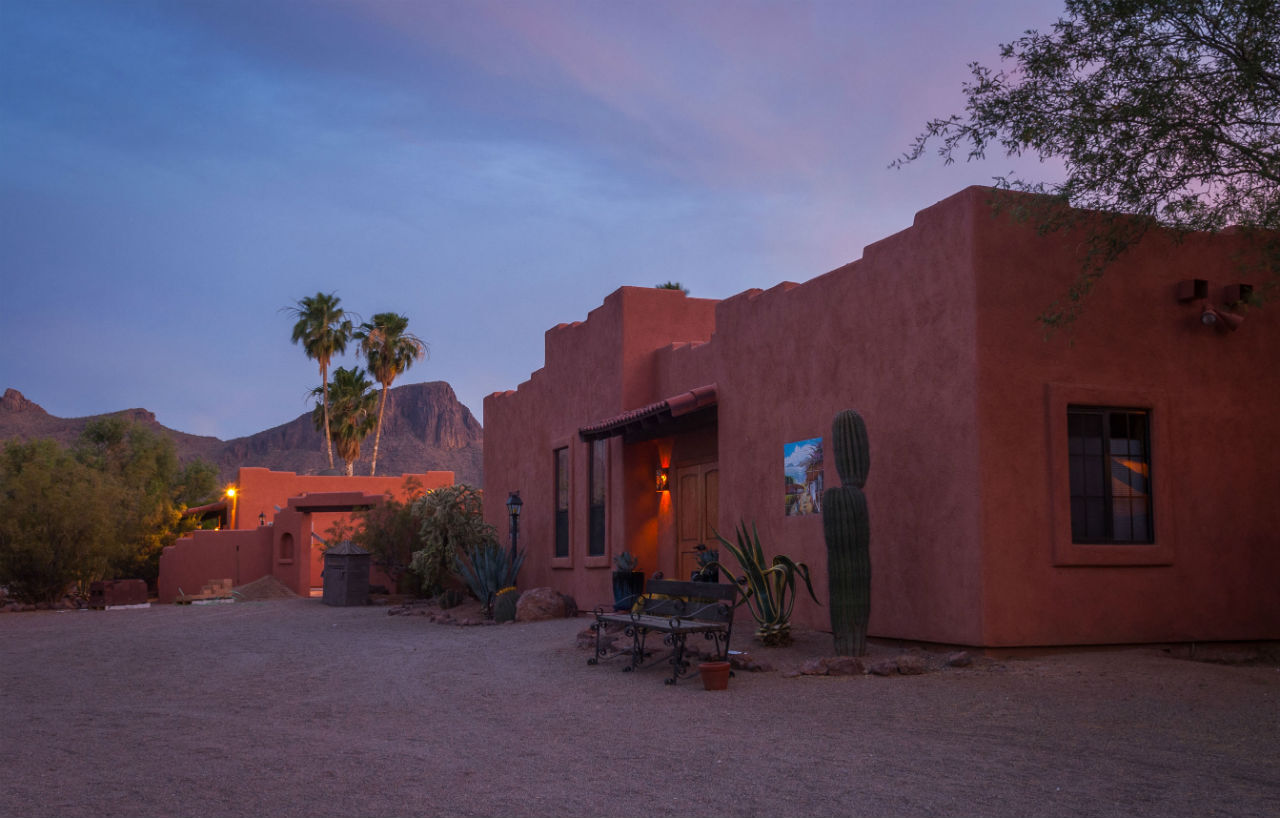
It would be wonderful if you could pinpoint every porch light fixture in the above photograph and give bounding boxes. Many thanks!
[258,512,266,527]
[1178,280,1246,333]
[655,466,670,492]
[225,485,238,529]
[1201,304,1245,332]
[506,491,523,566]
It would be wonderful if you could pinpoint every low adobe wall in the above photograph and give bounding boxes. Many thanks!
[160,469,457,603]
[158,528,272,603]
[231,467,454,530]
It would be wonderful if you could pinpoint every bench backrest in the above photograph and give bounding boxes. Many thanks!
[639,579,739,623]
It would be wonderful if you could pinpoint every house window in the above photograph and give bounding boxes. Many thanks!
[1068,406,1153,544]
[554,447,569,559]
[588,439,606,556]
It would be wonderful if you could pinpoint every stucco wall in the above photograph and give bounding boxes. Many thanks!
[158,528,271,602]
[701,192,985,643]
[233,467,454,530]
[970,194,1280,644]
[484,289,718,605]
[483,186,1279,646]
[159,468,456,603]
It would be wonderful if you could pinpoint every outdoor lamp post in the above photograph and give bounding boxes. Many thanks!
[506,491,523,565]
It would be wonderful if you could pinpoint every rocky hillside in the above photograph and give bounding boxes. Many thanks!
[0,382,483,485]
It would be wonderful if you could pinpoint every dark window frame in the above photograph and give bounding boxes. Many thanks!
[588,438,606,557]
[1068,405,1154,545]
[554,446,569,559]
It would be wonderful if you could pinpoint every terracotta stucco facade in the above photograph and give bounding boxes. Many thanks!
[483,186,1280,647]
[158,467,453,602]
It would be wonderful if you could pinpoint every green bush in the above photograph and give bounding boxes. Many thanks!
[409,484,496,595]
[0,440,123,602]
[349,477,426,594]
[74,418,219,588]
[0,424,219,603]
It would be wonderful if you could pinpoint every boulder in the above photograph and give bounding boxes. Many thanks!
[515,587,567,621]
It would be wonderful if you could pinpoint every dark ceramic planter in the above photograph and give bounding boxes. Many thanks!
[612,571,645,611]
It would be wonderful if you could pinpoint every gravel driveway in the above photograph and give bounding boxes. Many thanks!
[1,598,1276,817]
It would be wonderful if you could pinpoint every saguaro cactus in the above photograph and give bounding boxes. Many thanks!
[822,409,871,656]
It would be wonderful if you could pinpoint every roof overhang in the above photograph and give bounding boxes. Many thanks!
[578,384,717,444]
[287,491,388,513]
[183,500,228,518]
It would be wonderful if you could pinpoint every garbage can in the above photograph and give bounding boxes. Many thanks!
[321,541,371,606]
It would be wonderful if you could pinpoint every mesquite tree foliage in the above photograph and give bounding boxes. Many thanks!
[896,0,1280,329]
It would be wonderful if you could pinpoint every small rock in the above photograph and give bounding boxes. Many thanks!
[824,656,865,676]
[896,655,928,675]
[947,651,972,668]
[868,660,898,676]
[730,652,770,672]
[800,658,828,676]
[781,670,802,678]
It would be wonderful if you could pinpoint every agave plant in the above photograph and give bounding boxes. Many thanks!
[713,521,819,646]
[451,539,525,616]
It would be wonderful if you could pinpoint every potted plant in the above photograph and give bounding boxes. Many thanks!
[691,544,719,582]
[611,551,644,611]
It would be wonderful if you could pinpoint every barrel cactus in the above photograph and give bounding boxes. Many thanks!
[822,409,871,656]
[493,586,519,623]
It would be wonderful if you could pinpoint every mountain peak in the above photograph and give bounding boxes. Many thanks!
[1,389,46,415]
[0,381,482,484]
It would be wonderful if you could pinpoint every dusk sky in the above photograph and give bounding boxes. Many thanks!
[1,0,1065,440]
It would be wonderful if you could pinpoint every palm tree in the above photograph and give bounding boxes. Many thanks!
[311,367,378,476]
[286,292,354,470]
[355,312,427,476]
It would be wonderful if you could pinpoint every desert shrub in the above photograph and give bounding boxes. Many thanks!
[713,520,819,647]
[409,484,496,595]
[349,477,426,594]
[74,418,219,588]
[0,440,124,602]
[453,539,525,612]
[0,423,219,602]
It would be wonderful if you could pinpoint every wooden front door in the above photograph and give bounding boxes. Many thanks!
[675,462,718,582]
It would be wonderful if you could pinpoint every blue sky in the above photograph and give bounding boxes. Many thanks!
[1,0,1064,439]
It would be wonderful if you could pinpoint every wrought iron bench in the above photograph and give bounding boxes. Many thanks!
[588,579,739,685]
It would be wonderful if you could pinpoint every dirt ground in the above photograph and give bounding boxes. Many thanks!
[0,597,1276,818]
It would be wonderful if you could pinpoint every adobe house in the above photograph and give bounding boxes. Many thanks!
[158,467,454,602]
[483,186,1280,648]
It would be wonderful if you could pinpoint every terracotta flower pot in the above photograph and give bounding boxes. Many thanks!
[699,660,731,691]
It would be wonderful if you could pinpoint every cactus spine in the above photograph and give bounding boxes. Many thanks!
[822,409,870,656]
